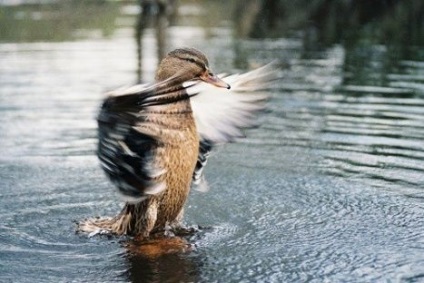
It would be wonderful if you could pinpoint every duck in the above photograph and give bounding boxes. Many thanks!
[77,47,276,239]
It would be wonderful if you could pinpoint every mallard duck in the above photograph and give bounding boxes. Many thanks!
[78,47,276,238]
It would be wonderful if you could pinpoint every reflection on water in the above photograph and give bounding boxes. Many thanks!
[134,0,177,83]
[1,0,424,282]
[125,251,198,282]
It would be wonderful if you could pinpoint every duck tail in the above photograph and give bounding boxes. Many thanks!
[76,208,134,236]
[76,201,157,237]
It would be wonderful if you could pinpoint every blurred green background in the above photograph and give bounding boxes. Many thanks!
[1,0,423,46]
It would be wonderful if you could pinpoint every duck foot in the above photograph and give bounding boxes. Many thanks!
[168,224,200,237]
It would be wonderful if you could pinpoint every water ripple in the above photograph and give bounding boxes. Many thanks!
[1,9,424,281]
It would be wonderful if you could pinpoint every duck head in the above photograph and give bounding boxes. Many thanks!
[155,47,231,89]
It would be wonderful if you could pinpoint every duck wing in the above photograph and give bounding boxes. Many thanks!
[97,77,190,202]
[188,63,279,188]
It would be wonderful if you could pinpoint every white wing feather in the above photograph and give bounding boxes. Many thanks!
[187,63,278,143]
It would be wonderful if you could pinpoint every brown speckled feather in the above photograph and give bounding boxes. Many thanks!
[78,48,215,237]
[95,81,199,236]
[77,48,277,238]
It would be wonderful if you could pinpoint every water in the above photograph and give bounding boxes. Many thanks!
[1,1,424,282]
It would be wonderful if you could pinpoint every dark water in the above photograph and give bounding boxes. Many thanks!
[1,1,424,282]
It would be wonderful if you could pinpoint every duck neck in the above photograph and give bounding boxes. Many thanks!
[145,77,192,112]
[147,95,193,114]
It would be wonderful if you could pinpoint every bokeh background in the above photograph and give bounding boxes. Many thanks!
[1,1,424,282]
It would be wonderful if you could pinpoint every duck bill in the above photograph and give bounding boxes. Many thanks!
[200,71,231,89]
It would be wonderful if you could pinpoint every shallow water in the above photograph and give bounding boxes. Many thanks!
[1,1,424,282]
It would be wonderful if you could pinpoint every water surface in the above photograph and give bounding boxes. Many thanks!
[1,1,424,282]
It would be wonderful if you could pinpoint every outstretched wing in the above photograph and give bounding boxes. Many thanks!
[97,77,190,202]
[188,63,279,187]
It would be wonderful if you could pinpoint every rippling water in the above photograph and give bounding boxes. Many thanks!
[1,2,424,282]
